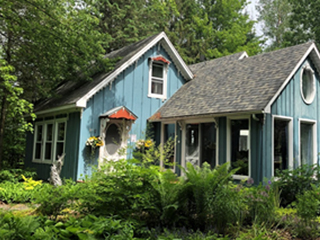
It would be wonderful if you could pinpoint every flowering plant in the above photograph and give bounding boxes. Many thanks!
[135,139,154,149]
[86,136,103,148]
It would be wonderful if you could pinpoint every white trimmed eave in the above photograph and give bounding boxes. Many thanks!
[76,32,194,108]
[264,43,320,113]
[149,110,264,122]
[35,104,81,116]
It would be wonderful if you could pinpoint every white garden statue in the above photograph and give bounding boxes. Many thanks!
[49,154,65,186]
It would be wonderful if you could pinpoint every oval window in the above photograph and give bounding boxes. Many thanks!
[301,66,315,104]
[105,124,121,155]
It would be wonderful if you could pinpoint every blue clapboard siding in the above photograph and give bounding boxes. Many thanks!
[76,45,186,179]
[271,58,320,168]
[25,112,81,180]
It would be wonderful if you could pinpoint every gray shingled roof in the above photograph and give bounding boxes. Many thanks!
[34,33,162,113]
[154,42,314,119]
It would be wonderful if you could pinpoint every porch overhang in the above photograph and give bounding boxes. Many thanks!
[99,106,138,121]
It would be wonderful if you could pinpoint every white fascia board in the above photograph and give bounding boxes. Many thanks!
[76,32,193,108]
[35,104,79,116]
[239,52,249,59]
[264,43,318,113]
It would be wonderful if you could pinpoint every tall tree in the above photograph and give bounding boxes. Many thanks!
[284,0,320,46]
[256,0,292,50]
[0,0,111,168]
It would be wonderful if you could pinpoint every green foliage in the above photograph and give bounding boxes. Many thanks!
[178,162,239,231]
[245,180,280,225]
[273,164,320,207]
[294,186,320,238]
[257,0,292,50]
[0,212,41,240]
[78,159,159,225]
[34,180,80,218]
[0,168,37,183]
[0,181,39,203]
[0,212,135,240]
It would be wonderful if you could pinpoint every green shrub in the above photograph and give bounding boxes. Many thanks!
[0,169,37,183]
[0,181,39,203]
[77,159,160,225]
[0,212,42,240]
[34,180,80,218]
[245,180,279,225]
[34,215,135,240]
[177,162,239,231]
[274,164,320,207]
[294,185,320,238]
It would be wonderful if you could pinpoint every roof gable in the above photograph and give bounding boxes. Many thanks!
[153,42,319,119]
[34,32,193,114]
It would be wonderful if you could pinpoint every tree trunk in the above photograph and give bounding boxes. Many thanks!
[0,95,8,170]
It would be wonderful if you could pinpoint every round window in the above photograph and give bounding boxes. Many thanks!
[301,66,315,104]
[105,124,121,155]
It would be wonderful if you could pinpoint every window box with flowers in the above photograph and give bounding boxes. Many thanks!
[86,136,104,156]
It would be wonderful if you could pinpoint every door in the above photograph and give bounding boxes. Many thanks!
[185,124,200,167]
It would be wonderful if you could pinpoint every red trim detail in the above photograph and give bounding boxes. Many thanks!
[109,108,137,120]
[151,56,170,65]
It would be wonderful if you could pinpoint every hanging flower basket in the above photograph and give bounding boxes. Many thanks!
[86,136,103,155]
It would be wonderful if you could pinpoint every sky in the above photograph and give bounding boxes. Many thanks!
[246,0,264,37]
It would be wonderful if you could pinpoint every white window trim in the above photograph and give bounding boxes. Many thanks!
[32,119,67,164]
[298,118,317,166]
[160,121,176,171]
[148,60,168,100]
[300,63,316,105]
[227,116,251,180]
[272,115,293,177]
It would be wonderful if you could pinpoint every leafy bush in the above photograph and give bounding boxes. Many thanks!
[0,182,38,203]
[294,185,320,238]
[177,162,239,231]
[274,164,320,207]
[0,169,37,183]
[0,212,135,240]
[245,180,279,225]
[34,180,80,218]
[78,159,160,226]
[0,212,41,240]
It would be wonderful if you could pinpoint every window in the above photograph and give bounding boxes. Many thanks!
[228,118,250,178]
[273,117,293,176]
[148,60,167,99]
[105,123,121,155]
[300,64,315,104]
[300,120,316,166]
[33,120,66,163]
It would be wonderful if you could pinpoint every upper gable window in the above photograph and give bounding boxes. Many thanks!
[148,56,169,99]
[300,63,315,104]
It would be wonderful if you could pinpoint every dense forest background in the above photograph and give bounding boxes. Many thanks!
[0,0,318,168]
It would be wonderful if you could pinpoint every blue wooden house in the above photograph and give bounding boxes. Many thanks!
[25,32,193,180]
[152,41,320,183]
[25,32,320,183]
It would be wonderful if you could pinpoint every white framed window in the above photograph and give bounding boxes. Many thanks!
[272,115,293,176]
[33,119,67,164]
[299,118,317,166]
[148,60,168,99]
[300,63,316,104]
[227,116,250,180]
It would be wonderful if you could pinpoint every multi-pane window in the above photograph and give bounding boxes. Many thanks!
[149,61,167,98]
[33,120,66,163]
